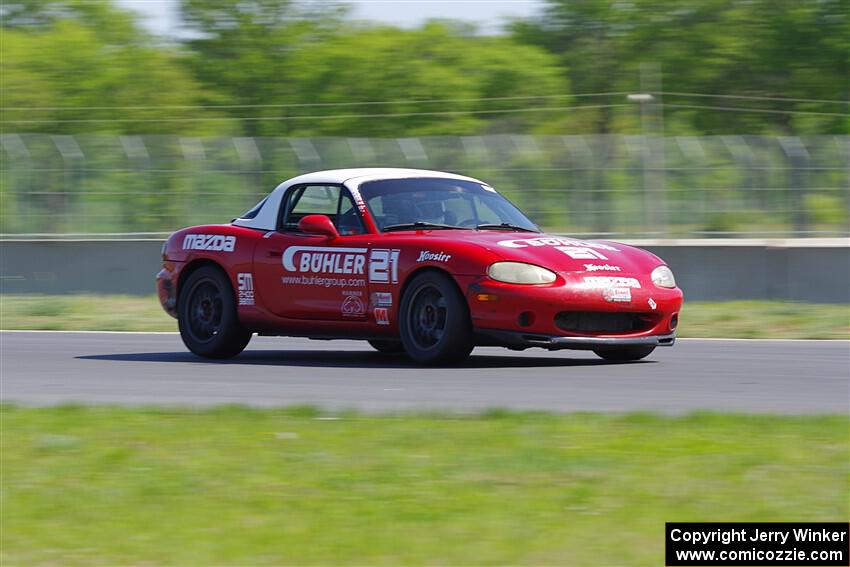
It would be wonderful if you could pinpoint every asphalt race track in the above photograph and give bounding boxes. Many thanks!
[1,331,848,413]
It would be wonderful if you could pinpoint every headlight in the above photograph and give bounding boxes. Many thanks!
[488,262,556,284]
[651,265,676,288]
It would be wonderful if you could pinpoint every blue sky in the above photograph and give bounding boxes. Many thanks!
[115,0,544,36]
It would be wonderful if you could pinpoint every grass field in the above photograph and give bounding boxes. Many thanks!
[1,406,847,565]
[1,294,848,339]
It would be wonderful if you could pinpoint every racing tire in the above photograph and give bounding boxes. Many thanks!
[399,271,474,365]
[368,340,405,354]
[592,345,655,361]
[178,265,252,358]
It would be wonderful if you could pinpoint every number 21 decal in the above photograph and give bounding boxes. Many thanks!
[369,249,400,283]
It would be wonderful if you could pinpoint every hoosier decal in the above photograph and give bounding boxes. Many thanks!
[417,250,451,263]
[583,263,621,272]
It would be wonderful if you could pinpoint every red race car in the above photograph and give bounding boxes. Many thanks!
[157,168,683,364]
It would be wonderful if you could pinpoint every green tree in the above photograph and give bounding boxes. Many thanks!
[179,0,346,137]
[1,0,218,136]
[511,0,849,135]
[280,21,569,137]
[180,0,570,137]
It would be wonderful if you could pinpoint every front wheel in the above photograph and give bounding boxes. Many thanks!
[399,271,473,365]
[178,266,252,358]
[592,345,655,361]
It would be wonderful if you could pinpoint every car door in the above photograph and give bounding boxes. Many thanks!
[253,184,371,320]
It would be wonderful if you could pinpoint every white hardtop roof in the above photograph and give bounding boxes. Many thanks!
[284,168,481,186]
[233,168,485,231]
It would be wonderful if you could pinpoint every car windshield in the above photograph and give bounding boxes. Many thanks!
[358,178,539,233]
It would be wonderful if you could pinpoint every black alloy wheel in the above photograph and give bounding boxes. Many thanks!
[178,266,252,358]
[399,271,473,364]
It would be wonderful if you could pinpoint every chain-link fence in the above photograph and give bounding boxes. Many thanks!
[1,133,847,238]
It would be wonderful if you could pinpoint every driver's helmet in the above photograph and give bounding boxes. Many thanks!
[414,199,445,222]
[416,198,457,225]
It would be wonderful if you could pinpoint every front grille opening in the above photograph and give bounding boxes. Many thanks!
[555,311,657,334]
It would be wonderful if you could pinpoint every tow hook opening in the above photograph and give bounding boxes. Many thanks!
[669,313,679,331]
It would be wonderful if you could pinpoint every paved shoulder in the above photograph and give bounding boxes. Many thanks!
[1,332,847,413]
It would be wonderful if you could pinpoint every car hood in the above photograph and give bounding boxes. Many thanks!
[451,231,664,276]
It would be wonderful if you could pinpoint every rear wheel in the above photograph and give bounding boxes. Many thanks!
[368,340,405,354]
[178,266,252,358]
[399,271,473,365]
[592,345,655,361]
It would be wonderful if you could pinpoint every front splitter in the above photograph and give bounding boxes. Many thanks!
[475,329,676,351]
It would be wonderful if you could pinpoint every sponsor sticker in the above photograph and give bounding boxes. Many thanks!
[282,275,365,288]
[237,272,254,305]
[348,186,369,215]
[371,292,393,307]
[368,249,400,284]
[281,246,400,284]
[283,246,367,275]
[603,287,632,303]
[374,307,390,325]
[183,234,236,252]
[417,250,452,263]
[558,246,609,260]
[584,263,621,272]
[498,236,619,252]
[581,276,642,289]
[341,294,365,317]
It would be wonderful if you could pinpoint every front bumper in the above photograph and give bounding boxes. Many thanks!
[156,263,180,318]
[459,273,683,346]
[475,328,676,351]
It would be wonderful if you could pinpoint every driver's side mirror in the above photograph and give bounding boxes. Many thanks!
[298,214,339,239]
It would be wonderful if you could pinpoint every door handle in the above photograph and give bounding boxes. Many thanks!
[267,250,282,258]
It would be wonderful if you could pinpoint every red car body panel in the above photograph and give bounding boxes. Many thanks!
[157,171,683,351]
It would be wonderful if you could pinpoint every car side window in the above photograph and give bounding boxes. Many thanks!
[282,185,365,235]
[337,191,366,236]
